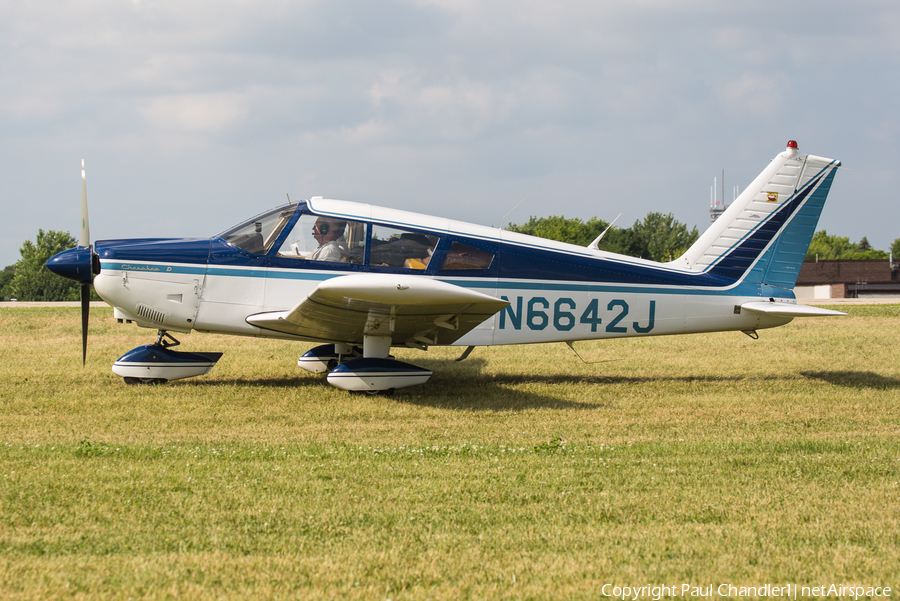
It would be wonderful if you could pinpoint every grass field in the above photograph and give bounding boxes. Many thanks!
[1,305,898,599]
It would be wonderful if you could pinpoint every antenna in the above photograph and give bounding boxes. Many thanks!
[587,212,622,250]
[500,185,541,230]
[286,193,292,205]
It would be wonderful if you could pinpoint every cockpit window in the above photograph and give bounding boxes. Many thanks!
[276,214,367,264]
[219,204,298,255]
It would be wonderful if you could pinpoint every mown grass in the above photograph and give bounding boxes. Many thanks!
[1,305,898,599]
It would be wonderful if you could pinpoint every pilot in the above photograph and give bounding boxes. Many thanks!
[310,217,349,261]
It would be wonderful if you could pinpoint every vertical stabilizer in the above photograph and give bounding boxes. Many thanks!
[672,141,840,289]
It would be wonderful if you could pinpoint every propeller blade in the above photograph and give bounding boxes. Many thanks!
[80,283,90,365]
[80,159,90,248]
[80,161,92,365]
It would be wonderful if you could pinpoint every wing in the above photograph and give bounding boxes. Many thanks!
[246,274,508,347]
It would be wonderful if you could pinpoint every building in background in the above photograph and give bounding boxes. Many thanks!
[795,258,900,300]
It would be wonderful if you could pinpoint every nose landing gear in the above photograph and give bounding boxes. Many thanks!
[113,330,223,385]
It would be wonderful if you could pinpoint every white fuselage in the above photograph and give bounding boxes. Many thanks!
[94,260,790,347]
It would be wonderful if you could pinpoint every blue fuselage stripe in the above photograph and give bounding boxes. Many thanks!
[101,260,780,298]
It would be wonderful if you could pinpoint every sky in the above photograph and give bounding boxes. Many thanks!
[2,0,898,267]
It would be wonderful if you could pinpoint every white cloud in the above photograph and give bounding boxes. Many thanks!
[138,93,249,134]
[717,73,788,117]
[294,119,394,147]
[1,0,900,265]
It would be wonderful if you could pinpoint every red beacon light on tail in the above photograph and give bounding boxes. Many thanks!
[785,139,799,158]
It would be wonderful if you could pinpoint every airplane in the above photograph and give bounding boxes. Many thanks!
[47,141,845,392]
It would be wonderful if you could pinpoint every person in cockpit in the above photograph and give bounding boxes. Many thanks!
[310,217,349,262]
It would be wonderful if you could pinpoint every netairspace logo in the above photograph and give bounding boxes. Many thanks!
[600,583,891,600]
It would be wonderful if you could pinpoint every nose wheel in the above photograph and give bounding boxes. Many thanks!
[124,377,167,385]
[112,330,223,384]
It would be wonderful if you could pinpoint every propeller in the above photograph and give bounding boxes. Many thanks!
[45,160,101,365]
[79,160,91,365]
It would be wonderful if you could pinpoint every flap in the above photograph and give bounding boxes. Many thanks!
[246,274,508,347]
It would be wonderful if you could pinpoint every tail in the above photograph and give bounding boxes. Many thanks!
[673,141,840,289]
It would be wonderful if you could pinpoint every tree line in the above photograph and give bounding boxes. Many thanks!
[3,223,899,301]
[506,212,700,262]
[805,230,899,261]
[508,215,900,262]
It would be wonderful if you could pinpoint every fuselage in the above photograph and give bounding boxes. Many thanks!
[92,198,793,348]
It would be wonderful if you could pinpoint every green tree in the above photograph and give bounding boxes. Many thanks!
[806,230,855,259]
[0,265,15,300]
[8,230,82,301]
[507,212,698,262]
[507,215,609,247]
[628,212,699,262]
[892,238,900,259]
[852,236,888,258]
[856,236,872,252]
[851,249,889,260]
[806,231,888,260]
[849,235,888,259]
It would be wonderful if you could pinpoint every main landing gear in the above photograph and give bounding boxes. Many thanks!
[298,337,432,393]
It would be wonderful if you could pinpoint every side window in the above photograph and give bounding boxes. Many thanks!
[441,241,495,270]
[370,225,438,270]
[276,214,367,264]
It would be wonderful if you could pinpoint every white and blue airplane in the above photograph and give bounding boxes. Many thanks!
[47,141,844,392]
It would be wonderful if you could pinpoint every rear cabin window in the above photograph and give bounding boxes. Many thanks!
[370,225,438,270]
[440,242,494,270]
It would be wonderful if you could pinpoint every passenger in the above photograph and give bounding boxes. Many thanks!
[310,218,349,262]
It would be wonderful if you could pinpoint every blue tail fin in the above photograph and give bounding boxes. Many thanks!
[673,141,840,289]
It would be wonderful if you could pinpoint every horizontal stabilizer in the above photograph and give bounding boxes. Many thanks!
[740,301,846,318]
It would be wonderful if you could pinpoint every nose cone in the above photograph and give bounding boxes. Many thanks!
[46,247,95,284]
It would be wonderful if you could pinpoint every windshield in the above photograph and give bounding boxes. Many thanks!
[219,204,298,255]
